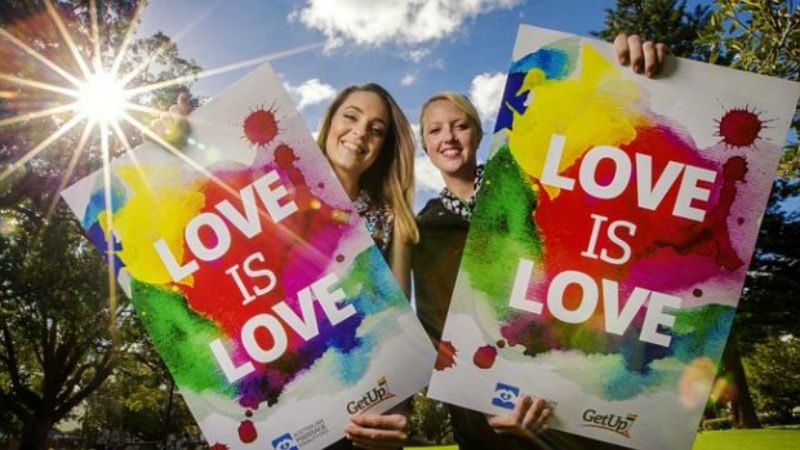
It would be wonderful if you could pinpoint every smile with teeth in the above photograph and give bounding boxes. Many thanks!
[341,140,367,156]
[440,147,462,157]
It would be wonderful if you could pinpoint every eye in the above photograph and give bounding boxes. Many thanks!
[428,127,441,135]
[343,112,357,121]
[369,126,385,137]
[457,122,470,130]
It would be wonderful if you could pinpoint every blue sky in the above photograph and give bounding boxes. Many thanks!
[134,0,792,216]
[135,0,640,210]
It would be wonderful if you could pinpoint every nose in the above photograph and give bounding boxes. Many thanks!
[444,127,457,143]
[350,122,368,141]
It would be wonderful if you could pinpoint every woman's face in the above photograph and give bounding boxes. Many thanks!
[422,99,478,178]
[324,90,390,182]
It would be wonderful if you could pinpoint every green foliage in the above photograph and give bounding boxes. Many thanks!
[735,179,800,350]
[743,335,800,421]
[409,390,454,446]
[592,0,713,58]
[697,0,800,176]
[0,1,201,447]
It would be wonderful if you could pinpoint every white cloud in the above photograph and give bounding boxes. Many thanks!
[400,73,417,86]
[469,72,506,125]
[411,123,445,193]
[403,48,431,63]
[292,0,521,51]
[284,78,336,110]
[415,150,445,193]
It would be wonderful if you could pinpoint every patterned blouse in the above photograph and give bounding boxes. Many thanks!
[438,165,484,222]
[353,189,394,254]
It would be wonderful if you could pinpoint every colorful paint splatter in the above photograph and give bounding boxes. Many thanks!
[428,26,798,450]
[62,64,434,450]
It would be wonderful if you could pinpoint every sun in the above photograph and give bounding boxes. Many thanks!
[76,70,128,124]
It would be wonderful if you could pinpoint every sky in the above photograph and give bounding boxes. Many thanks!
[134,0,634,211]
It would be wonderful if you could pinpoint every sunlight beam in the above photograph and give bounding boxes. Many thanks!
[99,122,118,327]
[45,119,95,221]
[0,113,85,184]
[0,28,82,87]
[109,3,145,77]
[126,42,324,96]
[44,0,92,79]
[0,102,79,128]
[89,0,102,71]
[109,119,154,193]
[121,112,238,197]
[0,73,79,97]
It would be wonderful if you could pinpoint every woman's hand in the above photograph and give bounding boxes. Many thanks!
[149,91,193,145]
[487,394,551,440]
[614,33,669,78]
[344,413,408,449]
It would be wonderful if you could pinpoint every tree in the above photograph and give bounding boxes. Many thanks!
[0,1,200,449]
[697,0,800,176]
[595,0,799,430]
[0,204,120,450]
[408,390,454,445]
[743,335,800,422]
[591,0,713,59]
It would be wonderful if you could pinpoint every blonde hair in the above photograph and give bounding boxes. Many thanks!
[418,91,483,150]
[317,84,419,245]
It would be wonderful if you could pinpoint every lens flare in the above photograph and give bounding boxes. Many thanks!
[76,71,128,123]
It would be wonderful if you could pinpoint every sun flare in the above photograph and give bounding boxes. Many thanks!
[76,70,128,124]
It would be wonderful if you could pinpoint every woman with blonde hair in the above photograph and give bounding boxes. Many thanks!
[413,34,668,450]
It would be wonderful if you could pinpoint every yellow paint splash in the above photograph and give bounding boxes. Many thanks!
[508,43,651,199]
[100,164,205,286]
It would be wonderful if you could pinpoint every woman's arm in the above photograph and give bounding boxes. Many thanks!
[388,236,412,299]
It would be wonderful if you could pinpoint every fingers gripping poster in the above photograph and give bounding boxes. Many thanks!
[61,64,435,450]
[427,25,799,450]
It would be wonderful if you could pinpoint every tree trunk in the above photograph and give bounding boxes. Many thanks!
[722,336,761,429]
[19,418,52,450]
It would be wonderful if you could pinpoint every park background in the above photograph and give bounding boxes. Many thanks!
[0,0,798,449]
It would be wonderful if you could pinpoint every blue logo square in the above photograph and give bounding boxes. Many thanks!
[492,382,520,410]
[271,433,299,450]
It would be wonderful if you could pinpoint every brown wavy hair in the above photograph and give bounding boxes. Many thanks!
[317,83,419,245]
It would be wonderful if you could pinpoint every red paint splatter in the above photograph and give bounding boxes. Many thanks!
[716,107,763,148]
[238,420,257,443]
[435,340,457,370]
[210,444,229,450]
[473,345,497,369]
[243,107,278,147]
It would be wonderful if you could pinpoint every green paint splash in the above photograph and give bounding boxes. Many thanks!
[462,144,542,319]
[131,280,234,396]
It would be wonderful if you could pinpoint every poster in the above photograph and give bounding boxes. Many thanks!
[427,25,799,450]
[61,64,435,450]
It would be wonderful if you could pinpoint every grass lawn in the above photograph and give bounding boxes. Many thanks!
[409,427,800,450]
[692,428,800,450]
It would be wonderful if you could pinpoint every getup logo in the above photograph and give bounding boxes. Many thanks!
[346,377,396,414]
[581,409,638,438]
[270,432,299,450]
[492,382,520,409]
